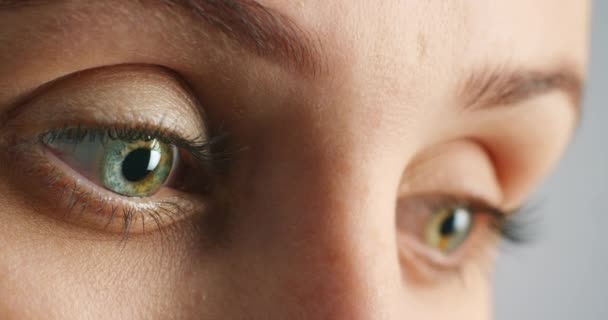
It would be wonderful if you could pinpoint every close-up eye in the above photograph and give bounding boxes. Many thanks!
[1,65,222,236]
[44,129,177,198]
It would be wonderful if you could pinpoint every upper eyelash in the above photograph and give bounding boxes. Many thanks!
[424,194,535,245]
[32,124,230,239]
[490,206,538,245]
[471,202,535,245]
[39,124,231,166]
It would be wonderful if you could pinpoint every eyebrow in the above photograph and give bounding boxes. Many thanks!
[0,0,323,76]
[0,0,583,111]
[460,65,583,112]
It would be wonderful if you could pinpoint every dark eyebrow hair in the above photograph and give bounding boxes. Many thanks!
[460,64,584,112]
[0,0,323,76]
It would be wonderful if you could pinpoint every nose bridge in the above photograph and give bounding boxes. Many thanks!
[239,116,404,319]
[279,157,401,319]
[218,58,410,317]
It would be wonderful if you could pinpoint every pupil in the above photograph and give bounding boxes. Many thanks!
[439,212,457,236]
[122,148,154,182]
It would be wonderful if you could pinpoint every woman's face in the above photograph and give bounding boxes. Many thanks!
[0,1,589,319]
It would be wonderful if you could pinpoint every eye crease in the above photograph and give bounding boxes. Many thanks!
[0,65,223,235]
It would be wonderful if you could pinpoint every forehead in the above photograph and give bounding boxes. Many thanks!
[268,0,589,79]
[0,0,588,118]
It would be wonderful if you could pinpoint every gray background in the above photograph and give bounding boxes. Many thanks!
[494,2,607,320]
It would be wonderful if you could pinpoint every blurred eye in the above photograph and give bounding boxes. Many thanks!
[424,207,472,254]
[396,194,511,278]
[45,133,177,198]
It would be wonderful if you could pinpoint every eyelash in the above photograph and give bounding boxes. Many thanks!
[13,123,532,275]
[40,124,227,164]
[398,193,532,245]
[464,199,531,245]
[395,194,533,280]
[21,124,228,239]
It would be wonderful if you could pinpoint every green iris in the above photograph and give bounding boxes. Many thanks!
[101,139,174,197]
[45,133,175,198]
[424,207,473,253]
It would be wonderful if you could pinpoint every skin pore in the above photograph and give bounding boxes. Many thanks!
[0,1,589,319]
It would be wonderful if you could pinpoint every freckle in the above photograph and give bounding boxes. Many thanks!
[417,32,428,60]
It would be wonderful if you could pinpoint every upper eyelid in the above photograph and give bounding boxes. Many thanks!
[24,64,197,108]
[40,125,225,167]
[1,64,210,142]
[399,192,508,215]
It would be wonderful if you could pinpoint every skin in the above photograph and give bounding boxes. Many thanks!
[0,1,589,319]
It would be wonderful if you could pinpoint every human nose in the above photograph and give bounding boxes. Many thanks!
[220,127,407,319]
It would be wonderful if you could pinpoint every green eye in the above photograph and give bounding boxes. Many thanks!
[101,139,174,197]
[44,132,176,198]
[424,207,473,253]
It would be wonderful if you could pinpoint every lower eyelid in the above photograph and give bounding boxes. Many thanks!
[8,141,205,235]
[396,214,498,283]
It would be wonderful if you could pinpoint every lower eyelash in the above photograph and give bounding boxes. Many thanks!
[397,214,499,285]
[9,141,199,239]
[396,194,535,283]
[60,181,190,239]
